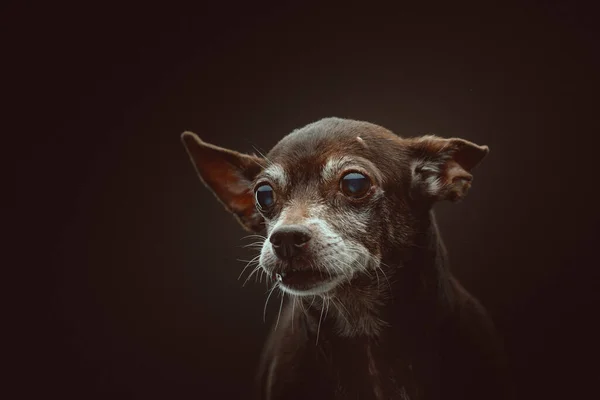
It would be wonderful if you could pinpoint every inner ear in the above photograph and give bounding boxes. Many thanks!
[181,131,266,232]
[410,136,489,203]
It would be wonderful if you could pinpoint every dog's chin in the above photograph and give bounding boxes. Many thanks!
[278,275,345,296]
[269,263,345,296]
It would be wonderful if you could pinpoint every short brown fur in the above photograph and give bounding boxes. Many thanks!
[181,117,510,400]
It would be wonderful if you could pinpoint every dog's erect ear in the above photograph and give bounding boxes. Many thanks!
[408,135,489,203]
[181,131,266,232]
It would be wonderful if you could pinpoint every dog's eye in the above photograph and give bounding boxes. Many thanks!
[340,172,371,198]
[255,184,275,210]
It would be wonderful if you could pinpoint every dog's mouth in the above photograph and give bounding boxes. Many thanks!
[271,264,341,294]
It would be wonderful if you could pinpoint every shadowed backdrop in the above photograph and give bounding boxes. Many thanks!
[11,2,598,399]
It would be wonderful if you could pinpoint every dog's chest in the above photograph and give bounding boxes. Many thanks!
[316,338,421,400]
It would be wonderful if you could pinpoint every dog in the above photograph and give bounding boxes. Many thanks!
[181,117,511,400]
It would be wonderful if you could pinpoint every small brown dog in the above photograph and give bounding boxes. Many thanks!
[182,118,511,400]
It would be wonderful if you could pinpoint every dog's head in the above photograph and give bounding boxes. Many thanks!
[182,118,488,297]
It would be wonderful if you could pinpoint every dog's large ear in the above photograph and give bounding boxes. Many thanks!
[181,131,266,232]
[408,135,489,203]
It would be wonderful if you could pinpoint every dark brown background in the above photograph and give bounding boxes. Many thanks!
[9,1,599,399]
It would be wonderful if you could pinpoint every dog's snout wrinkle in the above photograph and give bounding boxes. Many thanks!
[269,225,312,260]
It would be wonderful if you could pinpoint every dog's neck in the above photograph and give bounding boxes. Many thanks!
[301,210,458,339]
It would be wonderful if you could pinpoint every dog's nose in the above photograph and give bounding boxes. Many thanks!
[269,225,312,260]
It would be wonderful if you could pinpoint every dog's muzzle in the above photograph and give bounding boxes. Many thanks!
[268,224,341,293]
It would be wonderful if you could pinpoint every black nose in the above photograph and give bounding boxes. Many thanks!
[269,225,312,260]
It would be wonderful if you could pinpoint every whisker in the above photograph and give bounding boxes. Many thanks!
[237,255,261,281]
[330,298,349,326]
[310,259,333,282]
[243,265,262,287]
[240,234,267,241]
[297,296,309,317]
[333,296,351,318]
[263,284,279,322]
[242,241,265,248]
[265,271,270,289]
[275,290,285,330]
[322,261,334,280]
[316,297,326,345]
[376,264,394,299]
[236,257,261,264]
[291,295,296,332]
[325,258,352,284]
[250,144,274,167]
[257,268,265,284]
[345,245,395,299]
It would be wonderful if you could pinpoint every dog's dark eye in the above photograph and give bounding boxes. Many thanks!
[340,172,371,198]
[255,184,275,210]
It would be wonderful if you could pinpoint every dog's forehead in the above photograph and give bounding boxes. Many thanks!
[266,118,401,179]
